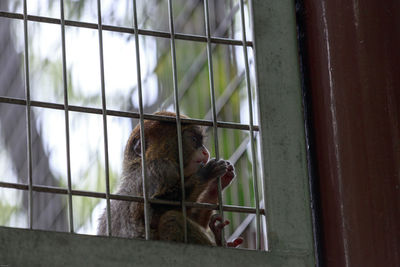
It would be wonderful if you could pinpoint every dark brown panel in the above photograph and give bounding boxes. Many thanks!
[301,0,400,266]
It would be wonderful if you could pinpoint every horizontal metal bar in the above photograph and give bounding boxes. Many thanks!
[0,181,265,215]
[0,96,259,131]
[0,11,253,47]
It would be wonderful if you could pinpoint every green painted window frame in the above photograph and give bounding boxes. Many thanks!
[0,1,315,266]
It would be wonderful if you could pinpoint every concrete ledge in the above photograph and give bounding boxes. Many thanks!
[0,226,310,267]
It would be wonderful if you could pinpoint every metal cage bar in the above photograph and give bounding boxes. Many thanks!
[132,0,151,240]
[0,181,264,215]
[0,96,258,131]
[0,11,252,47]
[96,0,112,237]
[0,1,265,247]
[167,0,189,243]
[22,0,33,230]
[239,0,262,250]
[203,0,225,246]
[59,0,74,233]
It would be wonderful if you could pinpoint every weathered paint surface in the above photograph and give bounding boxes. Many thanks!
[301,0,400,266]
[0,227,310,267]
[251,0,315,265]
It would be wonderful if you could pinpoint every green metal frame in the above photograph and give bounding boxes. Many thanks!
[0,1,315,266]
[252,0,315,263]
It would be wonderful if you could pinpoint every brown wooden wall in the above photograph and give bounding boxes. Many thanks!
[300,1,400,266]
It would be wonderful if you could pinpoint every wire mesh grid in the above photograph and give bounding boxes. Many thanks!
[0,0,266,251]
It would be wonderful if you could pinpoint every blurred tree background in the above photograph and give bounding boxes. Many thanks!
[0,0,263,249]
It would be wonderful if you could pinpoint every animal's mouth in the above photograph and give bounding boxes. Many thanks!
[197,159,208,164]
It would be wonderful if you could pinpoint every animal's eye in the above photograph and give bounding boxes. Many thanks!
[191,135,202,148]
[192,136,199,147]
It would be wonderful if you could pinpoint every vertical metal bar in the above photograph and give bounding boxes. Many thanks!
[96,0,112,237]
[59,0,74,233]
[22,0,33,230]
[239,0,261,250]
[203,0,225,245]
[167,0,188,243]
[132,0,150,240]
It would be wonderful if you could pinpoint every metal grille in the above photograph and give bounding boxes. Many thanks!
[0,0,266,251]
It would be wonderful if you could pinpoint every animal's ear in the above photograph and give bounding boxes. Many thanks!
[132,138,142,157]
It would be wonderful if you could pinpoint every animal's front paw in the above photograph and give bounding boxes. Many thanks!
[209,214,243,247]
[198,158,229,181]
